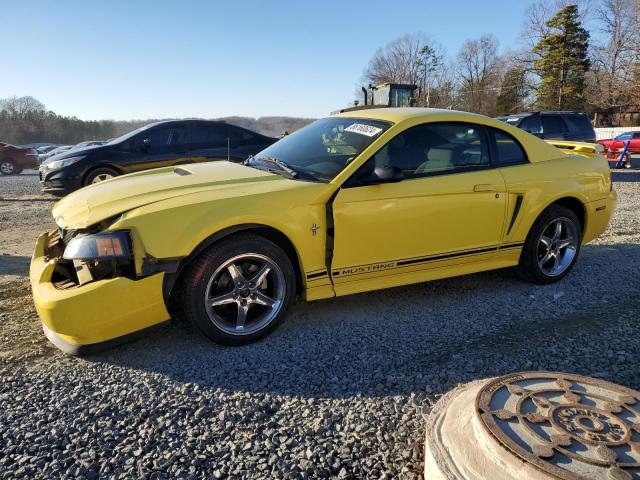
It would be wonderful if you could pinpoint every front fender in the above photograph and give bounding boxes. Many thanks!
[109,186,334,287]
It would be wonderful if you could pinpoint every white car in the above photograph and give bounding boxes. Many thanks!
[38,145,73,163]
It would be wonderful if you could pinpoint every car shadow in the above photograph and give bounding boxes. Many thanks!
[87,242,640,398]
[0,255,31,276]
[612,170,640,182]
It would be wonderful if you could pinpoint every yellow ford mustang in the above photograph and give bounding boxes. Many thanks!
[30,108,616,354]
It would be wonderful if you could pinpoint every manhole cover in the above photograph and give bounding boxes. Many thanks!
[476,372,640,480]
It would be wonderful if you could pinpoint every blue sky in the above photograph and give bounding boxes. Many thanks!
[4,0,532,120]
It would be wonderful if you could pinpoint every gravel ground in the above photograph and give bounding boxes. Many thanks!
[1,170,639,479]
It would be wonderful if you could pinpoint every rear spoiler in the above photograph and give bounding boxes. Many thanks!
[545,140,604,156]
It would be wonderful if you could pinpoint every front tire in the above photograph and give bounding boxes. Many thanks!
[180,233,296,345]
[517,205,582,284]
[84,167,119,185]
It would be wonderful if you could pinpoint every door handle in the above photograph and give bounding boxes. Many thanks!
[474,184,494,192]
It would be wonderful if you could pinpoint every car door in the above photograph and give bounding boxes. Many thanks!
[330,122,507,294]
[632,132,640,152]
[126,124,189,172]
[518,116,543,138]
[186,122,229,163]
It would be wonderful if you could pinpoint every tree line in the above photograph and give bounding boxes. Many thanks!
[0,96,313,146]
[361,0,640,124]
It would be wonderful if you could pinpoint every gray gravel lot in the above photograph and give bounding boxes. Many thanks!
[1,170,639,479]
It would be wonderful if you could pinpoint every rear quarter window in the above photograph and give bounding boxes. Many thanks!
[564,115,594,132]
[491,128,528,166]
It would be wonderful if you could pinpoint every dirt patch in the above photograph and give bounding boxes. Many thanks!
[0,278,54,364]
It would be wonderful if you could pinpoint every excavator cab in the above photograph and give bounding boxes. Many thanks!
[370,83,417,107]
[333,83,418,114]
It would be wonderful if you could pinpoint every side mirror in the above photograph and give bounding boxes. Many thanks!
[360,165,404,185]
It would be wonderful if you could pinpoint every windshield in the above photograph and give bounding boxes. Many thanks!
[107,123,156,145]
[249,117,390,182]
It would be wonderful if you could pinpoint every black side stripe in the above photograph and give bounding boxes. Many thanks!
[507,195,524,235]
[332,243,524,277]
[306,271,327,280]
[396,246,497,266]
[498,242,524,249]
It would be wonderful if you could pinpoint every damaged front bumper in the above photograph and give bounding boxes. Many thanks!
[30,231,171,355]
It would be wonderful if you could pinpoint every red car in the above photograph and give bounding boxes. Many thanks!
[0,142,38,175]
[598,131,640,154]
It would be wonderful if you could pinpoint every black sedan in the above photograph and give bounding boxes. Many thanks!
[39,120,277,196]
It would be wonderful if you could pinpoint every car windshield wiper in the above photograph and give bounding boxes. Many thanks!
[244,155,325,182]
[255,156,299,178]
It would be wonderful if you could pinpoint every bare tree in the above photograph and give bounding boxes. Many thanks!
[0,96,46,117]
[586,0,640,109]
[363,33,450,107]
[456,35,503,115]
[634,0,640,106]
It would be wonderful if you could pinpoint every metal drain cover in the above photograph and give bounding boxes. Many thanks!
[476,372,640,479]
[425,372,640,480]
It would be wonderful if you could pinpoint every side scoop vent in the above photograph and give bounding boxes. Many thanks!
[174,167,192,176]
[507,195,524,235]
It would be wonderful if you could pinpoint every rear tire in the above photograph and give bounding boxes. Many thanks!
[84,167,119,186]
[180,233,296,346]
[517,205,582,284]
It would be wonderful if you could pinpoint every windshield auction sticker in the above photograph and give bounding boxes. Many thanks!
[344,123,383,137]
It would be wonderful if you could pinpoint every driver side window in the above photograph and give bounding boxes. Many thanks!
[369,122,489,179]
[130,125,187,152]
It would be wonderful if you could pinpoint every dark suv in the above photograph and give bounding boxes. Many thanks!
[39,120,277,196]
[497,111,596,143]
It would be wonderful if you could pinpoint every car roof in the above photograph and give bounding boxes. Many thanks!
[146,119,226,128]
[332,107,570,164]
[332,107,492,124]
[505,111,586,117]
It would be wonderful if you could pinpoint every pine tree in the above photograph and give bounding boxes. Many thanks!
[497,66,529,114]
[532,5,590,110]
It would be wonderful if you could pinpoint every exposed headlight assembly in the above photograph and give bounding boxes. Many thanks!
[47,156,84,170]
[63,231,131,261]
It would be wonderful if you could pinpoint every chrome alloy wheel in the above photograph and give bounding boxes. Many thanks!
[204,253,285,335]
[537,217,578,277]
[91,173,113,183]
[0,161,15,174]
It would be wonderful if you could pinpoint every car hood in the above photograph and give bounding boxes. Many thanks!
[53,161,285,229]
[42,149,86,164]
